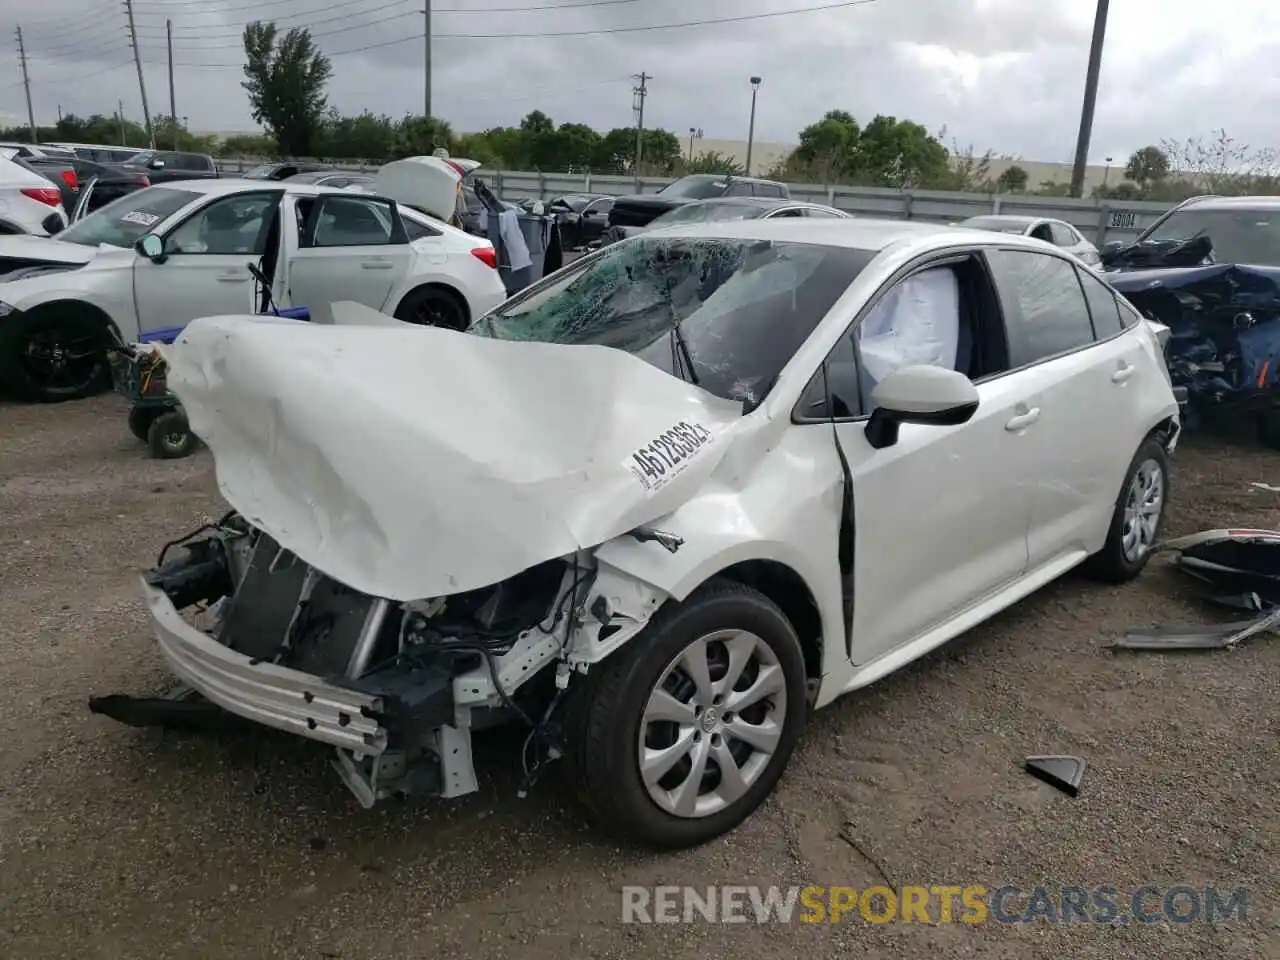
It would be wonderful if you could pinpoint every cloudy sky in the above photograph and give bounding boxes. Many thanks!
[2,0,1278,162]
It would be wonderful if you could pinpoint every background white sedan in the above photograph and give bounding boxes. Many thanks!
[956,214,1103,268]
[0,179,507,402]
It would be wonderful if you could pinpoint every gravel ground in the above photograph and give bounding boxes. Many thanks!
[1,394,1277,960]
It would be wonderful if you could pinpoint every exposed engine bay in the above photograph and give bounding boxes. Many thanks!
[89,510,665,806]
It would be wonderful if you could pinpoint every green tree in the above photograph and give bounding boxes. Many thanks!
[592,127,681,174]
[390,115,453,158]
[551,122,602,172]
[315,110,397,159]
[995,164,1029,193]
[793,109,860,181]
[852,115,950,188]
[241,21,332,157]
[684,150,745,176]
[1124,145,1170,190]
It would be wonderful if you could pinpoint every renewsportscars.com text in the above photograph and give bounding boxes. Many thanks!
[620,884,1249,925]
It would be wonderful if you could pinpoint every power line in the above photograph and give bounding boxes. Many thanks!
[101,0,884,67]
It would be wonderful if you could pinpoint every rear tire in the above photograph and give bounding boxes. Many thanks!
[563,578,808,849]
[1258,409,1280,451]
[1081,437,1169,583]
[393,286,469,331]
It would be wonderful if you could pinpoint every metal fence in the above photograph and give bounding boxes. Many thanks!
[214,158,1172,245]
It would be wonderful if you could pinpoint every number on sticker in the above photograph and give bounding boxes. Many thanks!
[627,420,713,489]
[1109,211,1136,229]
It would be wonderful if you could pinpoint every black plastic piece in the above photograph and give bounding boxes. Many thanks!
[1024,755,1086,797]
[143,537,233,611]
[347,661,456,746]
[87,692,237,731]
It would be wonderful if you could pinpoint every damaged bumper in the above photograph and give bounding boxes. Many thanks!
[141,577,387,755]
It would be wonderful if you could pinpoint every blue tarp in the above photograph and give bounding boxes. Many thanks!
[136,306,312,345]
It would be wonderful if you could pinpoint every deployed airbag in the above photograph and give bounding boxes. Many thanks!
[158,315,743,601]
[858,266,960,386]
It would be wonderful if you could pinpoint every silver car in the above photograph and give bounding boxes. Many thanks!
[602,196,850,246]
[956,214,1102,269]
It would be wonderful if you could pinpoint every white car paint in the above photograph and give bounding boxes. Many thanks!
[0,155,68,236]
[956,214,1102,268]
[137,219,1180,834]
[0,178,506,343]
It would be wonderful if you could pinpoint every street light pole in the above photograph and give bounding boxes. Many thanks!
[1069,0,1110,198]
[745,76,762,175]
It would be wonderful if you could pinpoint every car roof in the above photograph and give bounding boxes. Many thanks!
[284,170,345,182]
[962,214,1040,224]
[645,216,1060,254]
[1180,195,1280,211]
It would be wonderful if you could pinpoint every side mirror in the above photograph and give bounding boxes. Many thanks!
[864,365,979,450]
[148,158,165,170]
[137,234,165,262]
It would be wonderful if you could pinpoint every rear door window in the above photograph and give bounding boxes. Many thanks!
[986,248,1096,366]
[1075,266,1126,339]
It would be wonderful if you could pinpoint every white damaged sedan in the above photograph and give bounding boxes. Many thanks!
[93,219,1181,848]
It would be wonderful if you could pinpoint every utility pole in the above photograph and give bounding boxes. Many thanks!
[167,18,178,148]
[632,72,650,186]
[422,2,432,119]
[745,76,762,176]
[1069,0,1110,198]
[124,0,155,148]
[118,99,126,145]
[15,27,37,143]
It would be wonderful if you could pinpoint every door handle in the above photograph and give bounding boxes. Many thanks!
[361,260,394,270]
[1112,363,1136,383]
[1005,407,1041,432]
[216,273,250,283]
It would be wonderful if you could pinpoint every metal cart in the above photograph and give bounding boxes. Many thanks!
[109,304,311,459]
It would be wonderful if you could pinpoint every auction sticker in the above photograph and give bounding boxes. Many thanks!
[120,211,161,227]
[625,420,716,493]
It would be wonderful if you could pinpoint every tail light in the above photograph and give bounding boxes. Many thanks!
[59,169,79,190]
[134,175,150,186]
[471,247,497,269]
[21,187,64,207]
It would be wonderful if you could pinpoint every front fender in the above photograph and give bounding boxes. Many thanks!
[578,424,850,678]
[1,275,136,342]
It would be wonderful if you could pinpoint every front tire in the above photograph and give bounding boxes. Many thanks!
[0,308,111,403]
[564,578,808,849]
[1081,437,1170,583]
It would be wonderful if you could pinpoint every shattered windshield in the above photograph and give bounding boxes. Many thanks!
[656,176,732,200]
[1142,208,1280,266]
[651,201,764,227]
[469,236,874,405]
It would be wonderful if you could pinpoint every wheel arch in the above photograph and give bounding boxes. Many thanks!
[714,559,824,684]
[20,298,122,343]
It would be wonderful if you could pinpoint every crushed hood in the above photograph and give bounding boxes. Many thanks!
[159,313,744,600]
[0,234,100,272]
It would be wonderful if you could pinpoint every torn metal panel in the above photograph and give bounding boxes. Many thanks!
[158,313,745,601]
[1108,263,1280,432]
[1114,607,1280,650]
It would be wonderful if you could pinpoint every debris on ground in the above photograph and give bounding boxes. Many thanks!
[1024,756,1086,797]
[1119,527,1280,650]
